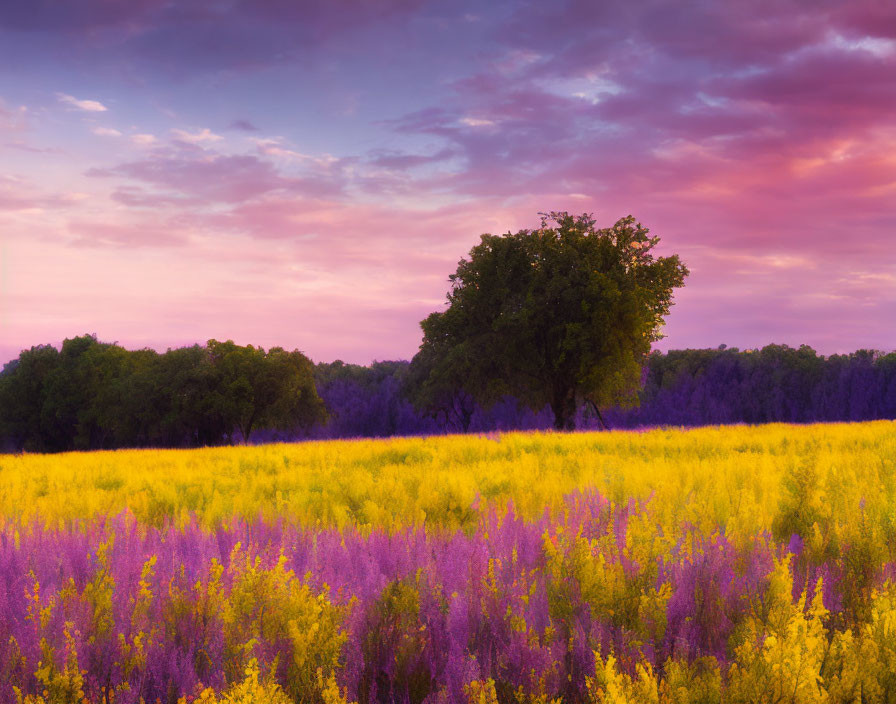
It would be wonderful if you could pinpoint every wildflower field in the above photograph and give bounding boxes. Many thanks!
[1,422,895,703]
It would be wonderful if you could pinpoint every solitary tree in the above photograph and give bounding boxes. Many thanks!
[412,212,688,430]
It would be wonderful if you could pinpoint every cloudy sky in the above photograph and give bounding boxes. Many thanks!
[1,0,894,364]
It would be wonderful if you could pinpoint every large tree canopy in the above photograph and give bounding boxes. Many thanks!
[412,212,689,430]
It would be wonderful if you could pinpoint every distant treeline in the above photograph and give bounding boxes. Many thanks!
[613,345,896,427]
[294,345,896,440]
[0,335,326,452]
[1,338,894,452]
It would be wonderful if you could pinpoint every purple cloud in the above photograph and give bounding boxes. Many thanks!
[87,148,344,203]
[0,0,431,73]
[366,148,456,171]
[228,119,259,132]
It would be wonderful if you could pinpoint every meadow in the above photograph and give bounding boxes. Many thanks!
[1,422,895,703]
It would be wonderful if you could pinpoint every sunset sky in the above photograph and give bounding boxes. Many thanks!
[1,0,894,365]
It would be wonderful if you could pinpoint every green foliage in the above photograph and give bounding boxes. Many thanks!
[207,339,327,443]
[0,335,326,451]
[412,212,688,430]
[0,344,61,451]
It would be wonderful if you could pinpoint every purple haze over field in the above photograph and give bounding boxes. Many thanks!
[1,1,894,364]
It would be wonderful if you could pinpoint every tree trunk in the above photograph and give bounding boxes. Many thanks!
[551,385,577,431]
[241,420,254,445]
[587,399,610,431]
[240,410,257,444]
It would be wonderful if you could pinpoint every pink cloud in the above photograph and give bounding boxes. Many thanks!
[87,148,344,203]
[67,220,188,247]
[0,175,76,212]
[0,100,27,131]
[109,186,201,208]
[56,93,108,112]
[198,195,488,272]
